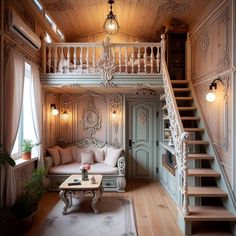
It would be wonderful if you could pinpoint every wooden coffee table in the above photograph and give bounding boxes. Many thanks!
[59,174,103,215]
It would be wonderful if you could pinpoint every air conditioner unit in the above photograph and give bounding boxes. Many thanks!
[9,9,41,50]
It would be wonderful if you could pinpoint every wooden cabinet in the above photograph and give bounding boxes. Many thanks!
[166,32,187,80]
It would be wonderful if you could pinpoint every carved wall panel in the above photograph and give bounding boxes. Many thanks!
[191,2,231,83]
[195,75,232,181]
[44,93,60,147]
[109,93,123,147]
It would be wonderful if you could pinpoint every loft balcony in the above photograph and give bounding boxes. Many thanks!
[40,38,164,88]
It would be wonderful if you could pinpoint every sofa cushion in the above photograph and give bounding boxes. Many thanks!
[104,146,122,167]
[58,147,73,165]
[94,149,104,163]
[81,151,94,164]
[47,147,61,166]
[71,145,82,163]
[48,162,118,175]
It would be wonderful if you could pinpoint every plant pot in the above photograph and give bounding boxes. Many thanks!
[22,152,31,160]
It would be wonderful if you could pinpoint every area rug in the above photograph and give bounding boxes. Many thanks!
[37,197,137,236]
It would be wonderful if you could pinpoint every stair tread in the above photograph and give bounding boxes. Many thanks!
[181,116,200,120]
[178,106,197,111]
[185,206,236,221]
[187,153,213,160]
[184,128,205,132]
[188,187,227,197]
[187,140,209,145]
[171,80,189,84]
[173,88,191,92]
[188,168,220,177]
[176,97,193,100]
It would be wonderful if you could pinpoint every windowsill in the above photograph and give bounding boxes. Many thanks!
[14,157,38,169]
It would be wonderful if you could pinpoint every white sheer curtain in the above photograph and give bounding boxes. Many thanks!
[3,48,25,206]
[29,63,43,167]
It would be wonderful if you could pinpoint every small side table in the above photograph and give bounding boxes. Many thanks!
[59,174,103,215]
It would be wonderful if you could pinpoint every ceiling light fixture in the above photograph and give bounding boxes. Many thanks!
[104,0,119,35]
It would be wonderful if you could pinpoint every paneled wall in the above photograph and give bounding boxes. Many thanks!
[44,91,124,148]
[190,0,233,182]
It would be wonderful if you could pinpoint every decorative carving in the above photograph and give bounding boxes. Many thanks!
[63,84,80,87]
[44,0,74,12]
[60,94,72,114]
[199,31,209,56]
[158,0,191,16]
[138,111,147,124]
[118,156,125,175]
[216,9,229,24]
[99,81,117,88]
[98,37,116,85]
[135,88,156,97]
[216,47,230,74]
[76,138,105,149]
[110,94,122,112]
[82,94,102,137]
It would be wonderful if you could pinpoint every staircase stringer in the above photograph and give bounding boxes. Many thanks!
[188,78,236,214]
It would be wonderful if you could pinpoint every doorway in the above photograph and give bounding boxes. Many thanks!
[127,100,159,180]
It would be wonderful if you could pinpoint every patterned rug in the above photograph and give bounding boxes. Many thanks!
[37,197,137,236]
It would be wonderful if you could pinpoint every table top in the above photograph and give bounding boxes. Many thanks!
[59,174,102,190]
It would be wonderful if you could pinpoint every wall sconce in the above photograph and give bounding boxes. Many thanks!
[205,77,224,102]
[61,110,69,120]
[51,104,58,116]
[112,110,117,120]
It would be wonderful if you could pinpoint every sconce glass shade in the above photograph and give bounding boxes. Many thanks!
[104,0,119,35]
[206,91,216,102]
[51,104,59,116]
[62,111,69,120]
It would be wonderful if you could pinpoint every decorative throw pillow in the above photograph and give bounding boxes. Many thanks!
[94,149,104,163]
[104,147,122,167]
[71,145,82,163]
[81,151,94,165]
[47,147,61,166]
[58,147,73,165]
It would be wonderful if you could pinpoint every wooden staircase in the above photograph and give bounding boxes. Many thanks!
[163,79,236,235]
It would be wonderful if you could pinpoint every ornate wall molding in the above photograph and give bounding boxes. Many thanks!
[199,31,209,57]
[60,94,72,114]
[216,47,230,74]
[158,0,191,16]
[216,8,229,24]
[44,0,74,12]
[138,111,147,124]
[134,88,156,97]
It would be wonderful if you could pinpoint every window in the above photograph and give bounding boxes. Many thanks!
[11,62,37,159]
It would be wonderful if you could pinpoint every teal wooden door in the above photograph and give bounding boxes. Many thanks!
[128,101,156,180]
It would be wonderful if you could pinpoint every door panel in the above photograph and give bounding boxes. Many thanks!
[128,101,156,180]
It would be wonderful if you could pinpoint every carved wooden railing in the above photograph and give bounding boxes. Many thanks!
[161,34,190,215]
[42,38,162,79]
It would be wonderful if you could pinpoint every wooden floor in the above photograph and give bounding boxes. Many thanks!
[22,181,233,236]
[23,181,182,236]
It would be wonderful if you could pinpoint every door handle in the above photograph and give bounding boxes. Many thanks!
[129,140,135,148]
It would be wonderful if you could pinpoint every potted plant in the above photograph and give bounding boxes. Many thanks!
[12,167,46,227]
[22,139,34,160]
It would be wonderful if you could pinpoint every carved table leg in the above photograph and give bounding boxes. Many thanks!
[91,189,100,214]
[99,185,103,200]
[59,190,69,215]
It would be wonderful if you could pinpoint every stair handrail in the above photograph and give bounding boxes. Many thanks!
[161,34,190,215]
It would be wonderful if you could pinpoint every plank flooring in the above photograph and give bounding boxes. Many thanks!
[22,181,233,236]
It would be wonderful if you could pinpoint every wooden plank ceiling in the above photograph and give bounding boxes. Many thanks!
[41,0,214,41]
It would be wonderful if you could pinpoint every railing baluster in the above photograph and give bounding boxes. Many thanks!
[131,46,134,74]
[157,46,160,73]
[144,47,147,74]
[86,47,89,73]
[150,47,153,74]
[80,47,83,70]
[67,47,70,73]
[118,47,121,73]
[53,46,58,73]
[125,46,128,73]
[138,46,141,73]
[48,46,51,74]
[73,46,76,72]
[93,46,95,73]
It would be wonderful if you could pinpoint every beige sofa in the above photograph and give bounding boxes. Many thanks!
[44,138,126,192]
